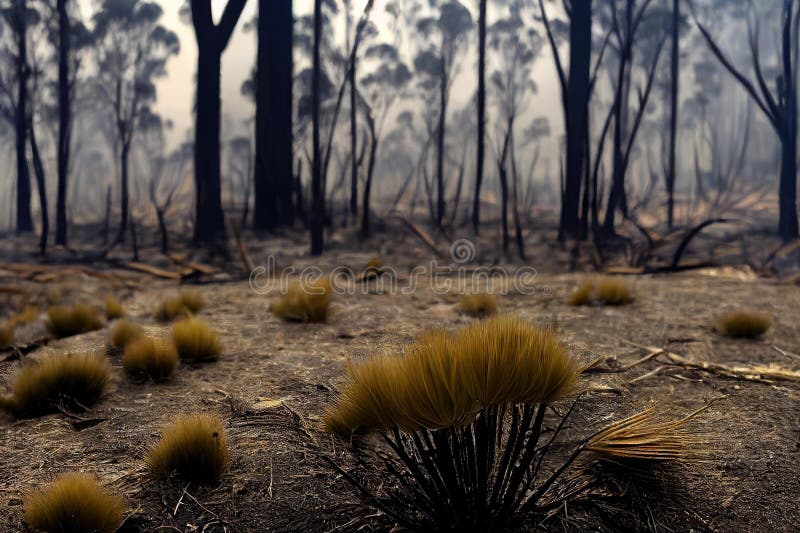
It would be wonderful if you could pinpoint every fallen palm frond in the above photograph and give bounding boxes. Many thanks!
[24,472,124,533]
[586,406,710,461]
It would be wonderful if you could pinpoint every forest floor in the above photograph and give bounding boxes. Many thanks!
[0,226,799,532]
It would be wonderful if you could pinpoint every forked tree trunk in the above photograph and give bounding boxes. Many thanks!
[194,46,226,243]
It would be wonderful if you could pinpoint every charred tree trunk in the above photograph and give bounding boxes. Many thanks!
[190,0,247,245]
[666,0,679,230]
[118,142,130,243]
[14,0,33,234]
[436,57,447,228]
[55,0,70,245]
[156,207,168,254]
[254,0,294,230]
[361,116,378,237]
[349,10,358,221]
[472,0,487,234]
[29,120,48,254]
[779,119,799,239]
[310,0,324,255]
[558,0,591,239]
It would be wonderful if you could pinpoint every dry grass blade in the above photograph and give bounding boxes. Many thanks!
[570,277,634,306]
[123,336,179,381]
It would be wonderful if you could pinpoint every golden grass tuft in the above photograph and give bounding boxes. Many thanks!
[153,290,206,322]
[269,278,331,323]
[0,353,110,418]
[714,309,772,338]
[13,305,39,326]
[0,321,13,348]
[458,293,498,318]
[324,316,578,435]
[171,317,222,361]
[24,472,125,533]
[123,336,178,381]
[104,295,125,319]
[587,406,709,461]
[570,277,633,306]
[45,304,104,338]
[108,319,144,351]
[146,413,228,482]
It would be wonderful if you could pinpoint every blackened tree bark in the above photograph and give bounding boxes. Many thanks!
[558,0,591,239]
[29,119,48,254]
[695,0,800,241]
[361,113,378,237]
[190,0,247,244]
[14,0,33,234]
[436,54,447,227]
[667,0,679,230]
[310,0,324,255]
[254,0,294,230]
[347,3,359,220]
[472,0,486,234]
[55,0,70,245]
